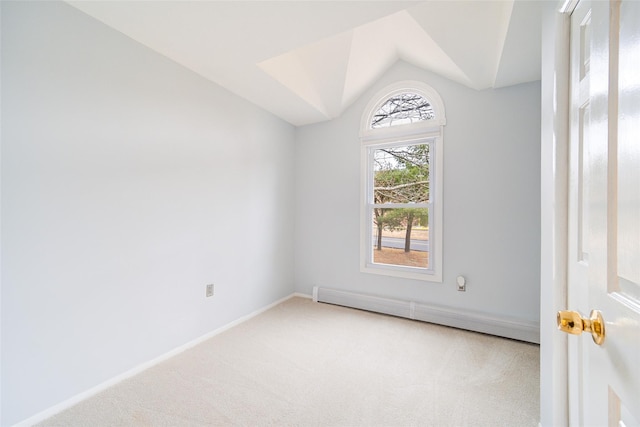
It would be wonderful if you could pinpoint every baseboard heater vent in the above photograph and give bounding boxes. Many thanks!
[312,286,539,344]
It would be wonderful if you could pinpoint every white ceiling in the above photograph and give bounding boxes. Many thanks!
[67,1,542,126]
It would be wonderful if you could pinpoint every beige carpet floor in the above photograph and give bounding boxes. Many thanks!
[38,297,540,426]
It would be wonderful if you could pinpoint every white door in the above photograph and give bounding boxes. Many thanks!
[565,0,640,426]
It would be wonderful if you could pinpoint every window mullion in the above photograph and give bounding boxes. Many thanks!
[371,203,429,209]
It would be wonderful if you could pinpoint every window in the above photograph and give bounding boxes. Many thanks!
[360,82,445,281]
[371,92,435,128]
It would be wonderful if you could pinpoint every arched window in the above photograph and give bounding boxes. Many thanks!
[360,81,445,282]
[371,92,435,128]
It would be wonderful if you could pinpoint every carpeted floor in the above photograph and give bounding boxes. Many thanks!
[38,297,540,426]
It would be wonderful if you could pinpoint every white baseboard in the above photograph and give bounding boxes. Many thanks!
[313,286,540,344]
[292,292,313,299]
[13,292,299,427]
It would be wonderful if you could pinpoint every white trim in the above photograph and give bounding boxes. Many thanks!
[362,261,438,282]
[313,287,540,343]
[559,0,579,14]
[361,122,443,145]
[12,293,301,427]
[292,292,313,300]
[540,2,571,425]
[361,131,440,147]
[369,203,429,209]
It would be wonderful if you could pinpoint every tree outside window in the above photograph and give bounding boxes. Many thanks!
[370,143,431,269]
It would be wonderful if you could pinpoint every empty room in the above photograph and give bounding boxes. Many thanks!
[2,1,639,426]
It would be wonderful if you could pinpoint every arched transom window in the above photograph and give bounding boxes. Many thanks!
[360,81,445,282]
[371,92,435,128]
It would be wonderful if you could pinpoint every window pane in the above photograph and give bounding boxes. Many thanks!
[371,208,429,268]
[371,93,435,128]
[373,144,429,204]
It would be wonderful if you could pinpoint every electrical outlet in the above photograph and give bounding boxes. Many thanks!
[456,276,466,292]
[206,284,214,297]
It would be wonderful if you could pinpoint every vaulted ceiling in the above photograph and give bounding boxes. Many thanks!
[66,1,542,126]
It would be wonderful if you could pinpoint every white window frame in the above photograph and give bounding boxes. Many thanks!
[360,81,445,282]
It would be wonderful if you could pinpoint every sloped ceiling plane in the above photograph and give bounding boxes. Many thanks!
[67,1,542,126]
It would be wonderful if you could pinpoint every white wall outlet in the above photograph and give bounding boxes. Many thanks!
[206,284,214,297]
[456,276,466,292]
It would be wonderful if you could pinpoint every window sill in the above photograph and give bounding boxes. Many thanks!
[361,264,442,282]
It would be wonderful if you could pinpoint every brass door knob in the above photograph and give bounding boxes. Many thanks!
[557,309,605,345]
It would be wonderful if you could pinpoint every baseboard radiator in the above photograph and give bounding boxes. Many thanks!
[312,286,539,344]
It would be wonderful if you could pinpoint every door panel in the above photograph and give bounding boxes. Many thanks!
[568,1,640,425]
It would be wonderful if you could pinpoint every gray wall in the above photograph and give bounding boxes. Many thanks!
[1,2,295,424]
[294,61,541,323]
